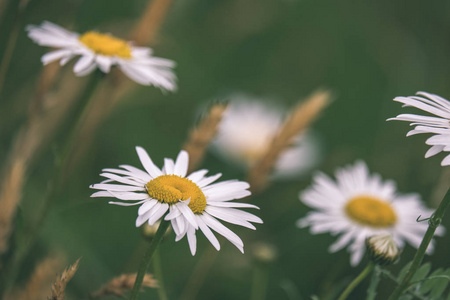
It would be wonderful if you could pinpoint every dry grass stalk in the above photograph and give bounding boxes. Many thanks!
[5,255,64,300]
[129,0,175,45]
[183,102,228,173]
[0,160,25,258]
[0,67,83,257]
[247,89,332,192]
[50,258,80,300]
[90,273,158,299]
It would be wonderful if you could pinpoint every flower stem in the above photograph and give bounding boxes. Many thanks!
[388,187,450,300]
[250,262,270,300]
[130,220,170,300]
[153,249,168,300]
[337,262,374,300]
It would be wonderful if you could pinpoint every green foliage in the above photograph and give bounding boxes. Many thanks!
[367,265,381,300]
[381,262,450,300]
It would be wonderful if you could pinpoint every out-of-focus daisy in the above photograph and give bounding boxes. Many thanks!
[26,21,176,91]
[297,161,443,266]
[90,147,262,255]
[388,91,450,166]
[211,95,320,178]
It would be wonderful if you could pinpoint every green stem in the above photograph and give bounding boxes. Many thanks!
[130,221,170,300]
[153,249,168,300]
[388,187,450,300]
[250,262,270,300]
[0,71,104,296]
[337,262,374,300]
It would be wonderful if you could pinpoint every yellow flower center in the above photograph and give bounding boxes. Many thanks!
[146,175,207,214]
[79,31,131,58]
[345,196,397,228]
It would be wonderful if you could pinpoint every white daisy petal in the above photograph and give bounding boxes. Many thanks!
[174,150,189,177]
[196,173,222,188]
[207,202,260,209]
[177,202,199,229]
[201,213,244,251]
[41,49,72,65]
[205,207,256,229]
[147,203,169,226]
[187,169,209,183]
[120,165,152,182]
[136,146,163,178]
[163,158,175,174]
[187,226,197,255]
[106,191,149,201]
[90,183,145,192]
[109,200,147,206]
[390,92,450,166]
[196,215,221,251]
[96,55,112,73]
[138,200,158,215]
[73,54,95,74]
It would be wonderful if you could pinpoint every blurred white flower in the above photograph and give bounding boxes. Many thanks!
[90,147,262,255]
[211,95,321,178]
[388,91,450,166]
[26,21,176,91]
[297,161,443,266]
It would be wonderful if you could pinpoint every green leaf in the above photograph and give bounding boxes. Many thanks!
[411,263,432,284]
[367,266,381,300]
[398,262,413,282]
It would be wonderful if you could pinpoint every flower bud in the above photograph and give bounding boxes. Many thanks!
[366,234,399,266]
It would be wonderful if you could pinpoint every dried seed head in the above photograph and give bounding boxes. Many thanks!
[90,273,158,298]
[50,258,81,300]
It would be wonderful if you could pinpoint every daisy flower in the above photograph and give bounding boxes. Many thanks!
[297,161,443,266]
[26,21,176,91]
[90,147,262,255]
[212,95,320,178]
[388,91,450,166]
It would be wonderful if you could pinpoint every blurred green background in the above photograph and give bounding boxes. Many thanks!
[1,0,450,299]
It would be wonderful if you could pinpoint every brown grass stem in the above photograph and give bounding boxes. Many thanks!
[129,0,175,45]
[247,89,332,192]
[183,102,228,173]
